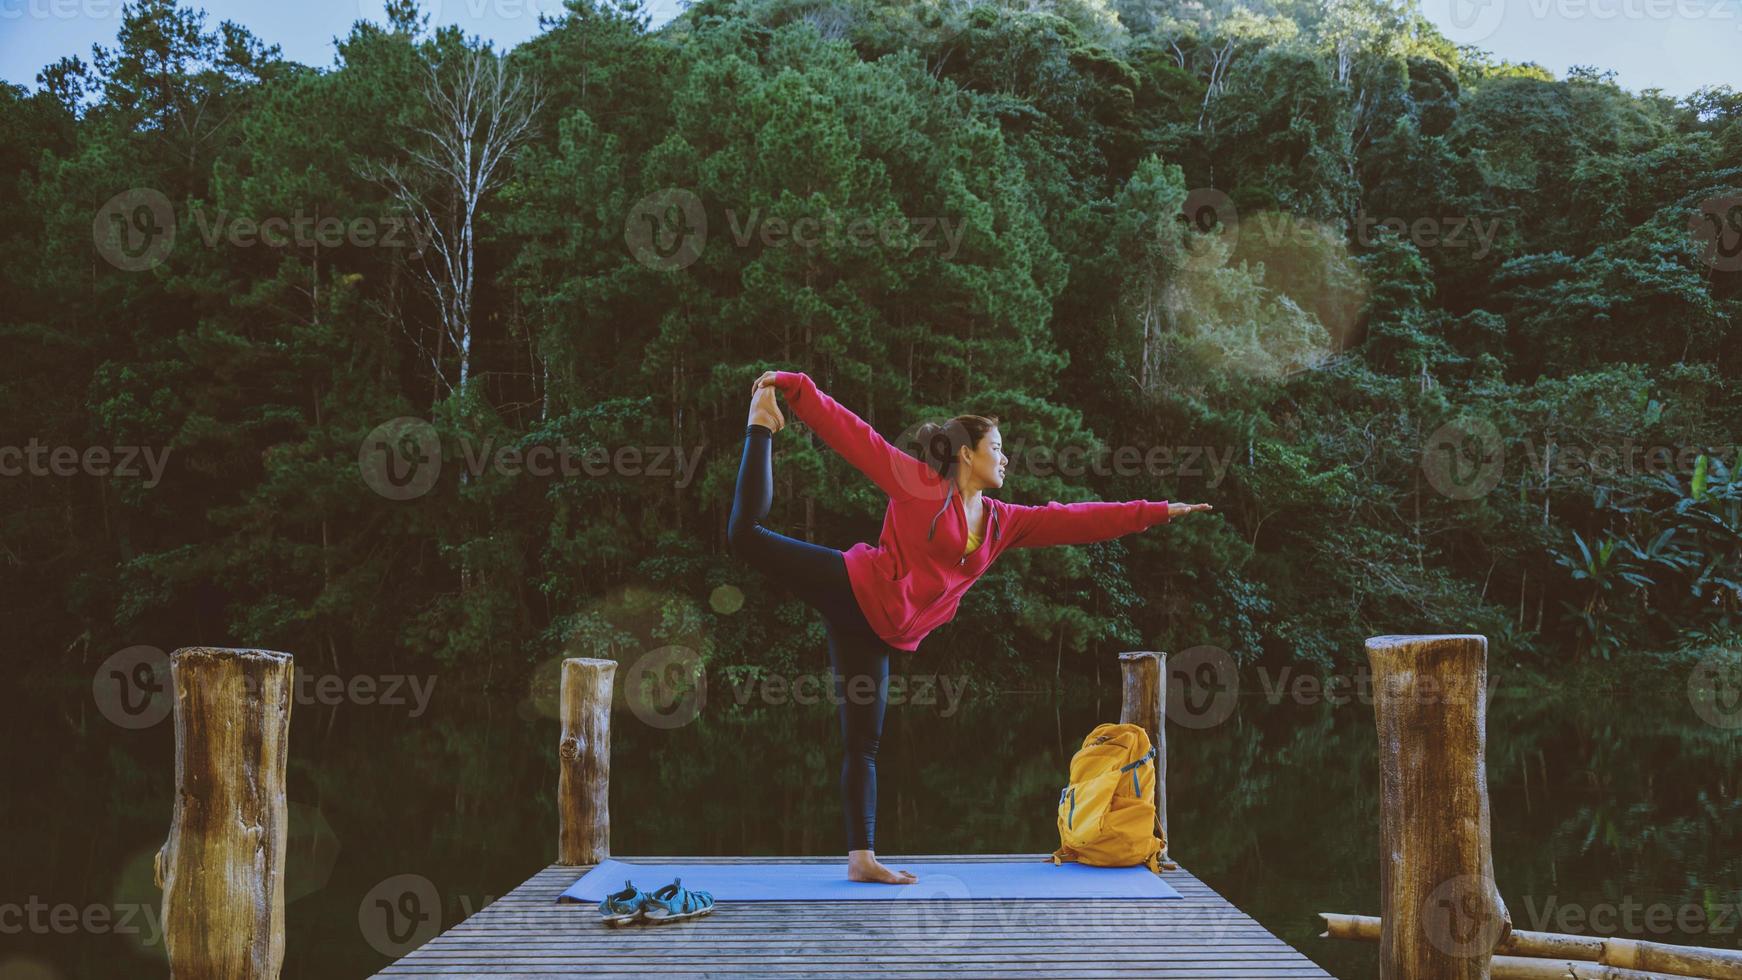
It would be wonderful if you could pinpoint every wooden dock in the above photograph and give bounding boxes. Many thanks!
[154,639,1716,979]
[374,853,1336,978]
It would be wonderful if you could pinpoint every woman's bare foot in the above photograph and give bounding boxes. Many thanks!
[847,849,917,884]
[748,384,785,433]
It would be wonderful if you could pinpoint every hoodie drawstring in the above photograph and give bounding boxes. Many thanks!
[926,480,953,541]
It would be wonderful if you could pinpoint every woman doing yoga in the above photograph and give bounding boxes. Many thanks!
[726,369,1213,884]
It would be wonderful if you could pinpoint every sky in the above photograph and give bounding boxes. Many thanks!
[1,0,1739,96]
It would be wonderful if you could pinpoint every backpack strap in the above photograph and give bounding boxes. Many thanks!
[1119,744,1157,794]
[1119,745,1157,773]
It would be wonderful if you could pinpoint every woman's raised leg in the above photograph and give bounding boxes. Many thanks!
[727,401,875,625]
[726,422,847,605]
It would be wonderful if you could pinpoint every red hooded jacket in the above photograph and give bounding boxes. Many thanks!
[770,371,1171,652]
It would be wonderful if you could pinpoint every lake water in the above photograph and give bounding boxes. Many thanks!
[5,663,1740,979]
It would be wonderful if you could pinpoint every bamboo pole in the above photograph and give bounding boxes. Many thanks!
[1323,913,1742,980]
[557,657,616,865]
[1118,651,1174,869]
[153,647,293,979]
[1368,633,1512,979]
[1490,956,1687,980]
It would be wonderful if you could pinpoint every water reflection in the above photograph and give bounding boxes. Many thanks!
[5,670,1738,979]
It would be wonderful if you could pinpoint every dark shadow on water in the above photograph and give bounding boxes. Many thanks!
[5,669,1738,978]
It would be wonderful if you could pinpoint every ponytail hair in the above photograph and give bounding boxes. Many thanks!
[904,414,1001,479]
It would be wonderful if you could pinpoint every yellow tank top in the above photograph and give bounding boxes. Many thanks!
[964,517,985,555]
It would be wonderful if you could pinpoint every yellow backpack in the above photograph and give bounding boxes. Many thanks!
[1049,722,1166,874]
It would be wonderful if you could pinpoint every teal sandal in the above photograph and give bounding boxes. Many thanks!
[641,877,715,923]
[597,879,652,925]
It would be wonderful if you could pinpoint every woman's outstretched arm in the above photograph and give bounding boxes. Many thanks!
[763,370,935,501]
[1002,499,1212,549]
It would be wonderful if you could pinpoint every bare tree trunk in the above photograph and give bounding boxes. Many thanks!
[373,46,544,401]
[1197,38,1235,131]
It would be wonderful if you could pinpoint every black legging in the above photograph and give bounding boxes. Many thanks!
[726,423,893,853]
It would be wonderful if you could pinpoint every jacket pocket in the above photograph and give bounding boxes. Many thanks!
[888,576,947,638]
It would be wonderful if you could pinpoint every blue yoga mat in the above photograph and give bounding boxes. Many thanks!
[558,858,1182,902]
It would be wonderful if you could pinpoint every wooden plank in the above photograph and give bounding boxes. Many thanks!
[378,970,1339,978]
[375,855,1335,979]
[378,967,1330,974]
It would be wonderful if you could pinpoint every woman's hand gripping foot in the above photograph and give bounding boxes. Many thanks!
[748,372,785,434]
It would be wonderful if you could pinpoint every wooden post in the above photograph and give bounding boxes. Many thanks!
[153,647,293,980]
[1118,651,1171,867]
[1368,634,1512,980]
[557,657,616,866]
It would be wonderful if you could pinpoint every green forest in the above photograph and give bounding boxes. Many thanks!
[4,0,1740,693]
